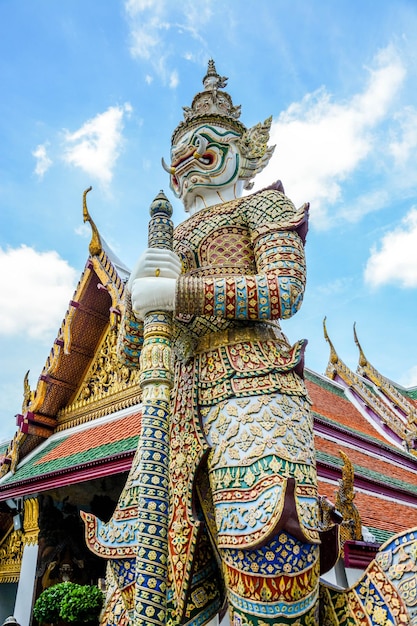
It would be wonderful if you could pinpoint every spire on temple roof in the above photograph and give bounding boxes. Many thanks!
[323,317,339,366]
[353,322,368,368]
[22,370,31,414]
[83,186,102,257]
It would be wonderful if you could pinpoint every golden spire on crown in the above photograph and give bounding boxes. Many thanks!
[172,59,246,144]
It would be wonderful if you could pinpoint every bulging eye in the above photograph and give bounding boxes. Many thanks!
[199,151,215,166]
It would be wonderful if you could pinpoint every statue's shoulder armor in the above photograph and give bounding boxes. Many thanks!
[241,188,309,243]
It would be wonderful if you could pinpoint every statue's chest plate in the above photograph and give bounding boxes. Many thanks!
[174,200,256,276]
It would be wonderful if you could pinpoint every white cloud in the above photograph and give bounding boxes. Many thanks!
[315,277,353,297]
[124,0,212,86]
[125,0,164,15]
[169,69,179,89]
[32,143,52,178]
[255,46,406,227]
[0,245,77,340]
[399,364,417,389]
[364,207,417,288]
[389,105,417,166]
[63,103,132,186]
[74,223,91,238]
[337,189,390,223]
[129,26,160,60]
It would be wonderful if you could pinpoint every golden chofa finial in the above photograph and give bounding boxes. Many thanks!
[22,370,31,413]
[353,322,368,368]
[82,186,102,256]
[323,317,339,365]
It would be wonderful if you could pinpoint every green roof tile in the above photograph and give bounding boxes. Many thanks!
[368,527,394,544]
[0,434,139,486]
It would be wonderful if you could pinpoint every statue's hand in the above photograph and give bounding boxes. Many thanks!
[128,248,182,320]
[128,248,182,284]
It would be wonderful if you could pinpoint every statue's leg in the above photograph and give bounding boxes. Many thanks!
[201,392,320,626]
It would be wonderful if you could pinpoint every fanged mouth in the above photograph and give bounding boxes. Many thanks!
[171,150,215,189]
[173,150,214,170]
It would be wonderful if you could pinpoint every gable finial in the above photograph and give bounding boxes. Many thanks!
[82,186,102,256]
[353,322,368,368]
[323,317,339,365]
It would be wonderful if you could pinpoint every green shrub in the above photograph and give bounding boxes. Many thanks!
[33,582,72,623]
[60,584,104,623]
[33,582,104,624]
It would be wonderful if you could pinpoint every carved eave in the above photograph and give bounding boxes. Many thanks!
[24,259,116,423]
[323,319,414,451]
[354,324,417,450]
[0,190,135,472]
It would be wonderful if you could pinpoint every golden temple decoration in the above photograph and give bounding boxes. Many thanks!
[353,322,368,369]
[323,317,339,374]
[83,186,102,257]
[91,250,125,330]
[77,324,140,402]
[8,432,23,474]
[335,451,362,550]
[23,497,40,546]
[0,527,23,583]
[0,499,39,583]
[22,370,32,414]
[57,322,141,429]
[324,319,414,447]
[354,323,417,442]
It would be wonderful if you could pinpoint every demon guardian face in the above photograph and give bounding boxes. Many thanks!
[168,124,243,212]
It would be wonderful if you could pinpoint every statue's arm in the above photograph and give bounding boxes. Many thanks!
[175,191,309,321]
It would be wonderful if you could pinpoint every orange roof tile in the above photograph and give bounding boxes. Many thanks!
[317,479,416,535]
[36,413,142,464]
[307,378,387,443]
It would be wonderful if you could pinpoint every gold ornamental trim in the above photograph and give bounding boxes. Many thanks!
[0,527,23,584]
[23,497,40,546]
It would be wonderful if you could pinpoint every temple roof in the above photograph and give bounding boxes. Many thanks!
[323,318,417,452]
[305,369,417,540]
[0,188,140,475]
[0,409,141,498]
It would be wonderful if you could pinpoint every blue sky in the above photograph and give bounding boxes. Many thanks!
[1,0,417,443]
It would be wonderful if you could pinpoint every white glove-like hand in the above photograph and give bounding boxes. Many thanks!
[128,248,182,285]
[128,248,182,320]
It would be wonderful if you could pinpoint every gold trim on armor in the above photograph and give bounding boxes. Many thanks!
[195,323,286,353]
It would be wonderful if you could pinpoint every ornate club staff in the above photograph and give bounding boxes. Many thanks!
[82,191,174,625]
[133,190,174,625]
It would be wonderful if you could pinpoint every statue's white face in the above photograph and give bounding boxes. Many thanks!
[169,124,242,212]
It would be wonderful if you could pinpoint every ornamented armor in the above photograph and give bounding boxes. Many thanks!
[83,60,417,626]
[117,61,321,625]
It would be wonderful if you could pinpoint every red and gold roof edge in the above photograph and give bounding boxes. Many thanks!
[0,190,137,474]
